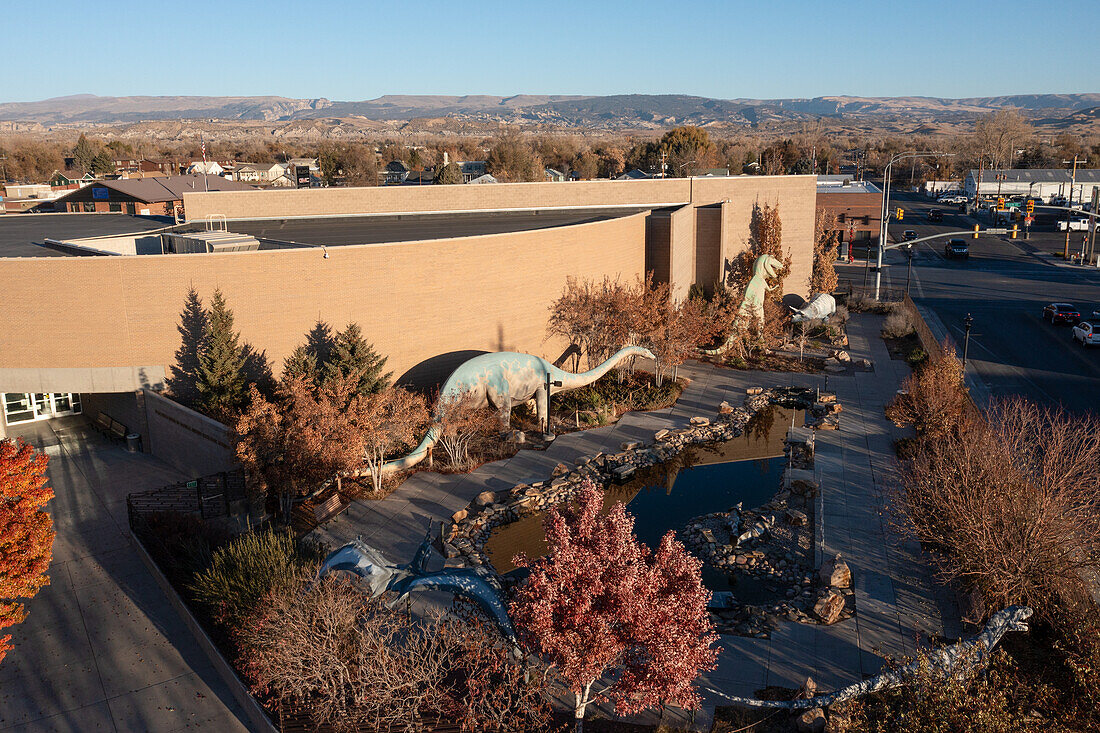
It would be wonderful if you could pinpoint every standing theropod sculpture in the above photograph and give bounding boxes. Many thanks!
[381,345,655,476]
[702,254,784,355]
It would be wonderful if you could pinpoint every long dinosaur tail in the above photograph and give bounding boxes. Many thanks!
[380,425,441,476]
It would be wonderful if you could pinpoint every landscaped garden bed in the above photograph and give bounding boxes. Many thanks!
[449,385,853,640]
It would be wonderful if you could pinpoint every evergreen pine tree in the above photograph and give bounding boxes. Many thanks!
[165,288,207,408]
[282,346,319,385]
[281,321,336,388]
[72,133,97,174]
[323,323,391,396]
[195,288,247,421]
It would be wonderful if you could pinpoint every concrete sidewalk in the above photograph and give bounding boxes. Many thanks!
[1,419,252,732]
[315,314,960,723]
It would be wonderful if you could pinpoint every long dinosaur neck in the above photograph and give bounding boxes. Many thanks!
[552,345,650,389]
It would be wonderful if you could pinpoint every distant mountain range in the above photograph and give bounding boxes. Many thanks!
[1,92,1097,133]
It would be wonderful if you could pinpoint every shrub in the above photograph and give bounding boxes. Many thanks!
[238,575,550,732]
[832,304,850,325]
[189,528,324,635]
[882,309,916,339]
[838,649,1039,733]
[905,347,928,367]
[894,399,1100,621]
[885,339,968,445]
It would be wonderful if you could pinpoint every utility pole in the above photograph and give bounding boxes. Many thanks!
[1063,155,1082,260]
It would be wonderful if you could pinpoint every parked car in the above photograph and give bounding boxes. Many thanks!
[1058,218,1091,232]
[927,209,944,222]
[944,239,969,259]
[902,230,918,241]
[1072,321,1100,346]
[1043,303,1080,324]
[938,193,967,204]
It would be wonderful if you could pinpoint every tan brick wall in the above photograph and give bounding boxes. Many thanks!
[695,205,722,289]
[183,178,696,221]
[668,205,696,301]
[0,214,647,388]
[183,175,817,298]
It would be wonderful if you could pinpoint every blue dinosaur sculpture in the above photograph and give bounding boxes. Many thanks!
[382,345,655,476]
[317,526,518,643]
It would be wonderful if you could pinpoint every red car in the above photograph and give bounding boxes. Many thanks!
[1043,303,1080,324]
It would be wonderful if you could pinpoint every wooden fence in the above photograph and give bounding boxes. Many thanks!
[126,469,247,530]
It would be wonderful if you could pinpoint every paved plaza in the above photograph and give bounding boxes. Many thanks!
[1,312,958,731]
[1,419,252,733]
[315,313,961,726]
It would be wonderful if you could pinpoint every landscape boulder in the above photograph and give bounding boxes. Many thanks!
[813,590,845,625]
[796,707,826,733]
[474,491,496,507]
[819,555,852,588]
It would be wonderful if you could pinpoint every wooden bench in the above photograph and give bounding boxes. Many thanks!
[93,412,113,435]
[108,419,128,441]
[313,493,349,525]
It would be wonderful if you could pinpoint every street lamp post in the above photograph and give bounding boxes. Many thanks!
[905,244,914,296]
[876,151,953,299]
[1062,155,1082,260]
[543,374,563,439]
[962,313,974,370]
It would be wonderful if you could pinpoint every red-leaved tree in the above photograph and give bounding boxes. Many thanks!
[0,438,55,665]
[510,480,717,731]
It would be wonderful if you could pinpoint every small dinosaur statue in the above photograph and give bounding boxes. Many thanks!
[702,254,784,355]
[790,292,837,323]
[713,605,1033,710]
[381,345,654,476]
[317,525,518,643]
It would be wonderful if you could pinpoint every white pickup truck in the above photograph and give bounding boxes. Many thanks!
[1058,217,1091,232]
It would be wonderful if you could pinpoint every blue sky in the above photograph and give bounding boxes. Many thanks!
[3,0,1095,102]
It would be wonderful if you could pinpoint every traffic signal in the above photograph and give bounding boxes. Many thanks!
[973,224,980,239]
[1026,200,1034,214]
[896,207,904,220]
[1012,224,1018,240]
[997,197,1005,210]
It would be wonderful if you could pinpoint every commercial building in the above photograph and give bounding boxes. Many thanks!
[49,174,254,216]
[0,175,817,436]
[815,175,883,255]
[963,169,1100,204]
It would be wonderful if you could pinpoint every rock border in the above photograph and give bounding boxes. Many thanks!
[444,386,855,638]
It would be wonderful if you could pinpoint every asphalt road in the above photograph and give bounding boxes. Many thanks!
[839,190,1100,416]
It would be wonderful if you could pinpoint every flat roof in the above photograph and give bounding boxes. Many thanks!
[222,208,652,248]
[816,175,882,194]
[0,208,652,258]
[0,213,171,257]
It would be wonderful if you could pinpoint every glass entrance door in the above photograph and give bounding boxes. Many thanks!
[2,393,82,425]
[33,394,54,419]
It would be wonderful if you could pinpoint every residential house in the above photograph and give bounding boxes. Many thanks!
[187,160,225,176]
[234,162,288,184]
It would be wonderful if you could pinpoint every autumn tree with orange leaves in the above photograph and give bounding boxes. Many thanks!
[0,438,55,665]
[234,374,370,522]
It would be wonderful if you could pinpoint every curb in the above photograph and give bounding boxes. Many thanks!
[131,535,278,733]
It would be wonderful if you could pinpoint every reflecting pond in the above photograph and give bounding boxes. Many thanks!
[483,405,802,594]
